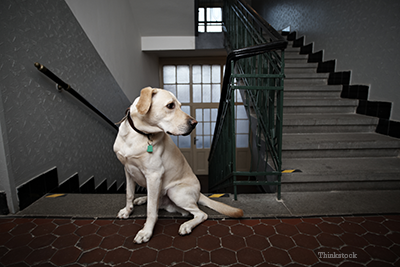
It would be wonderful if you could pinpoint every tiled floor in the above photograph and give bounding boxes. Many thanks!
[0,215,399,266]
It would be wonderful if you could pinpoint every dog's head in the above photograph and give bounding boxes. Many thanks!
[131,87,197,136]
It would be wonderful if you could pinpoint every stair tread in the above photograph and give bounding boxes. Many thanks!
[282,132,400,150]
[282,157,400,182]
[286,73,329,79]
[283,113,379,126]
[284,98,358,106]
[284,85,342,91]
[285,63,318,68]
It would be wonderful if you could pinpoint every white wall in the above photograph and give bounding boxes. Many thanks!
[253,0,400,121]
[65,0,160,101]
[66,0,195,102]
[128,0,194,36]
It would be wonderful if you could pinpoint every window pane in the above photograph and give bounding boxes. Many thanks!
[193,84,202,103]
[177,65,189,83]
[236,105,247,119]
[204,136,211,148]
[196,136,203,149]
[211,122,216,135]
[236,120,249,134]
[207,8,221,22]
[203,84,211,103]
[212,84,220,103]
[197,123,203,135]
[207,23,222,32]
[181,105,190,115]
[204,122,210,134]
[211,108,218,122]
[212,65,221,83]
[164,84,176,96]
[196,109,203,121]
[236,134,248,148]
[179,135,190,148]
[192,65,201,83]
[198,24,205,33]
[198,7,205,22]
[204,109,210,121]
[177,84,190,103]
[202,65,211,83]
[163,65,175,84]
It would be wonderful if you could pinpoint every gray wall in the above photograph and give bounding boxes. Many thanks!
[0,0,131,212]
[252,0,400,121]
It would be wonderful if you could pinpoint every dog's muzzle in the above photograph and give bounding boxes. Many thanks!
[182,118,198,136]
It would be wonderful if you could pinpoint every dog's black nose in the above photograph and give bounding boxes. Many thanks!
[191,119,198,127]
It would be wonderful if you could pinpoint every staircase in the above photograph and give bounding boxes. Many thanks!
[281,38,400,192]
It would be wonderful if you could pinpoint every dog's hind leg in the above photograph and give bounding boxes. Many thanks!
[117,169,135,219]
[133,196,147,206]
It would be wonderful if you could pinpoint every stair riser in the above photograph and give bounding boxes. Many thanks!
[282,148,399,158]
[283,125,377,134]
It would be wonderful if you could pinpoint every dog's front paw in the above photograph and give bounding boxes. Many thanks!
[178,222,193,235]
[134,229,152,244]
[117,207,132,219]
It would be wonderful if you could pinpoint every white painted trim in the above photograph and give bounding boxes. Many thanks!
[141,36,195,51]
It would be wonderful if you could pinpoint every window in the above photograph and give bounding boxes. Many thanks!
[162,63,249,150]
[198,7,222,33]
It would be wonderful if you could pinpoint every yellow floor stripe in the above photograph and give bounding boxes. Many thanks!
[208,194,227,198]
[282,169,302,173]
[45,194,66,198]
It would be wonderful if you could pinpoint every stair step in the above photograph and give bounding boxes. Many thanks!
[285,53,308,60]
[285,68,319,74]
[285,47,301,53]
[281,157,400,191]
[282,132,400,158]
[285,78,327,86]
[283,98,358,113]
[285,85,342,98]
[286,73,329,79]
[283,113,379,133]
[285,62,318,69]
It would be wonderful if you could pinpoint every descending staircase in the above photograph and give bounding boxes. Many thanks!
[281,38,400,192]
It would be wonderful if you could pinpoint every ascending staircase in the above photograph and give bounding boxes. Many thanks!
[281,39,400,192]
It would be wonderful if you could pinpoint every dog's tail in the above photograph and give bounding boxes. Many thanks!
[198,194,243,218]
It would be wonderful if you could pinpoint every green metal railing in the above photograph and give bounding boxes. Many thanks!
[208,0,287,200]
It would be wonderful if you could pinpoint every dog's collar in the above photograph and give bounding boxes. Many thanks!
[125,109,152,140]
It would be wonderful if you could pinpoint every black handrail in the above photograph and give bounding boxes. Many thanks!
[34,62,118,131]
[209,40,287,158]
[236,0,285,42]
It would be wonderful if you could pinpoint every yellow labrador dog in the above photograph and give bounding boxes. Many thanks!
[114,87,243,244]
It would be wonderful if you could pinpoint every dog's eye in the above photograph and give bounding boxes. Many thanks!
[166,103,175,109]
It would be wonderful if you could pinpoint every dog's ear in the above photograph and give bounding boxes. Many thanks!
[136,87,157,115]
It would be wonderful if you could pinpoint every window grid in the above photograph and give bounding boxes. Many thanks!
[198,7,222,33]
[161,64,249,149]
